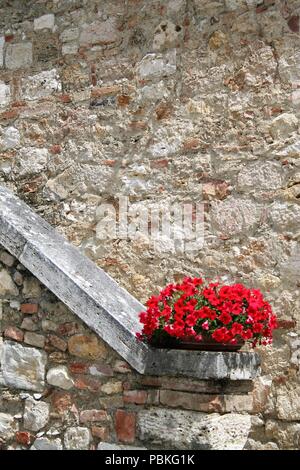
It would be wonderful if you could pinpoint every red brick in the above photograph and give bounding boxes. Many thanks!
[51,391,73,413]
[91,426,110,440]
[129,120,148,130]
[5,34,14,42]
[150,159,169,169]
[74,375,101,392]
[91,85,121,98]
[58,94,72,103]
[117,95,131,107]
[115,410,136,444]
[57,322,79,336]
[123,390,148,405]
[48,334,67,352]
[11,100,26,108]
[256,5,268,13]
[102,159,117,167]
[155,102,172,120]
[288,15,299,33]
[4,326,24,342]
[22,179,43,194]
[80,409,109,423]
[277,319,297,329]
[21,303,38,314]
[69,362,89,374]
[182,137,201,152]
[140,377,162,387]
[0,109,19,120]
[159,389,225,412]
[15,431,33,446]
[49,145,62,155]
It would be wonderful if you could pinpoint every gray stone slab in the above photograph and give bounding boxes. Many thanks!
[1,341,46,391]
[0,185,260,380]
[138,408,251,450]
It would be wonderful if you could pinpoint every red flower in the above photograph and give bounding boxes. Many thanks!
[137,278,277,348]
[241,329,253,340]
[230,322,243,336]
[219,312,232,325]
[212,327,228,343]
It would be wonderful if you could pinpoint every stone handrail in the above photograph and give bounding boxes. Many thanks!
[0,185,260,380]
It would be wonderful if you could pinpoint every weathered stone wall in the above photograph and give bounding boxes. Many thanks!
[0,0,299,449]
[1,245,256,450]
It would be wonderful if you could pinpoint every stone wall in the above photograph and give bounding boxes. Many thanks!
[0,0,299,449]
[1,245,257,450]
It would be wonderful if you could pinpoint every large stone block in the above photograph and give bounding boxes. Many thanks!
[0,126,20,150]
[0,269,18,296]
[46,365,74,390]
[67,333,107,359]
[64,427,91,450]
[237,162,282,191]
[31,437,63,450]
[34,14,55,31]
[268,203,300,232]
[270,113,298,139]
[276,385,300,421]
[210,197,261,236]
[138,408,251,450]
[5,42,33,70]
[1,341,47,391]
[137,50,177,80]
[79,18,118,46]
[23,397,50,431]
[14,148,49,176]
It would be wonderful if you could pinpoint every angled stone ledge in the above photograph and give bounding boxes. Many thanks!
[145,349,260,380]
[0,185,260,381]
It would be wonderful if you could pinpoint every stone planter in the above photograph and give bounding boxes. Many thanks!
[151,335,244,352]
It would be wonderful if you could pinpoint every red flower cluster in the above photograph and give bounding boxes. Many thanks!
[137,277,278,347]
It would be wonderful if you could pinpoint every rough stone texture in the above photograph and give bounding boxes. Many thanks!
[0,0,299,450]
[46,366,74,390]
[24,332,45,348]
[0,270,18,296]
[1,341,46,391]
[67,334,107,360]
[23,397,50,431]
[138,408,251,450]
[31,437,63,450]
[5,42,32,70]
[64,427,91,450]
[21,70,61,101]
[0,412,18,440]
[34,14,55,31]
